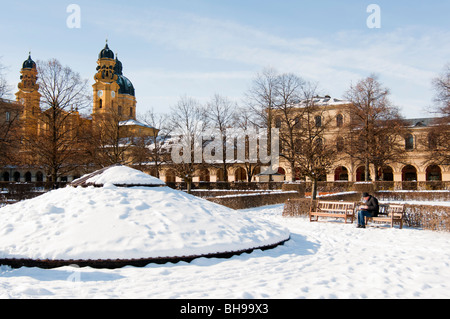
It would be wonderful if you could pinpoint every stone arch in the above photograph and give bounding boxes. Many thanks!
[378,166,394,181]
[25,172,32,182]
[2,172,10,182]
[13,172,20,182]
[402,164,417,181]
[356,166,371,181]
[234,167,247,182]
[198,168,210,182]
[36,171,44,182]
[164,169,176,183]
[426,165,442,181]
[334,166,349,181]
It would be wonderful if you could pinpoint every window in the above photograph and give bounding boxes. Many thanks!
[130,107,133,117]
[428,133,437,150]
[118,106,122,116]
[336,114,343,127]
[275,116,282,128]
[6,111,10,122]
[336,136,344,152]
[405,134,414,150]
[314,137,323,151]
[315,116,322,128]
[294,116,301,129]
[99,99,102,109]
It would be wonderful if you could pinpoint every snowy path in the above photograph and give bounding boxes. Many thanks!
[1,204,450,299]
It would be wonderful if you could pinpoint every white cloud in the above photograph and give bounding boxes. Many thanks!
[100,8,450,117]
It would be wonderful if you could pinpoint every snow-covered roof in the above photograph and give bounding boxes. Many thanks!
[119,119,155,129]
[71,165,165,187]
[294,96,351,108]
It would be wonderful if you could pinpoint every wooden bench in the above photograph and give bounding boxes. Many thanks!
[310,201,356,224]
[365,204,405,229]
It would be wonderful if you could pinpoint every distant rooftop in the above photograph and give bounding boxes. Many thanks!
[294,96,351,108]
[119,119,155,129]
[403,118,439,127]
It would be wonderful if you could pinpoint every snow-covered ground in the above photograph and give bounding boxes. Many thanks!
[1,204,449,299]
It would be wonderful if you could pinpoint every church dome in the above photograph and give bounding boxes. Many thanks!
[116,74,135,96]
[114,56,123,75]
[22,54,36,69]
[99,43,114,59]
[114,55,135,96]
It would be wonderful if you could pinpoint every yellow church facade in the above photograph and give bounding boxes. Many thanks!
[1,43,157,183]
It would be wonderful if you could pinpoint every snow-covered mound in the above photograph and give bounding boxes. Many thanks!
[71,165,166,187]
[0,169,289,262]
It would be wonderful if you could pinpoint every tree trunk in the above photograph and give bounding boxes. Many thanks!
[311,177,318,200]
[365,157,370,181]
[185,177,192,194]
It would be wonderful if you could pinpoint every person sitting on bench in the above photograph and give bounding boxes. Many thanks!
[357,192,379,228]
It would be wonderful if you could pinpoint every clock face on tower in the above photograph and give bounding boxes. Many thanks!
[111,91,115,98]
[97,90,103,98]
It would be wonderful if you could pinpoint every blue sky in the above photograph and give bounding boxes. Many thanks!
[0,0,449,118]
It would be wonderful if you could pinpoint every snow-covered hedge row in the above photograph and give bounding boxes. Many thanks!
[207,191,302,210]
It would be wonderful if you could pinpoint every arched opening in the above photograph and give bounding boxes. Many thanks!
[198,169,210,182]
[356,166,370,181]
[334,166,349,181]
[36,171,44,182]
[378,166,394,181]
[216,168,225,182]
[13,172,20,182]
[426,165,442,181]
[293,167,303,181]
[25,172,32,182]
[2,172,10,182]
[234,167,247,182]
[402,165,417,181]
[165,169,176,183]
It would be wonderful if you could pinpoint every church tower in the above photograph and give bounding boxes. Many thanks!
[15,53,41,120]
[15,53,41,136]
[92,41,137,122]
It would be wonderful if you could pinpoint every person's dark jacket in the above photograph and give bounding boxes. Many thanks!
[365,195,379,217]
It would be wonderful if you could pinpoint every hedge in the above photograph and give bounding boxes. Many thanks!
[207,191,302,210]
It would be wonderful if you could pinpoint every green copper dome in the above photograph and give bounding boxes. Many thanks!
[99,43,114,59]
[22,54,36,69]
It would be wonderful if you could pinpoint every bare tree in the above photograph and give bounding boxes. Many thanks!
[233,105,262,182]
[0,61,22,163]
[24,59,91,184]
[87,108,132,168]
[135,108,171,178]
[424,64,450,165]
[245,67,279,144]
[293,82,337,199]
[0,59,11,98]
[0,99,22,164]
[273,72,305,182]
[344,75,407,181]
[204,94,237,182]
[167,96,207,193]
